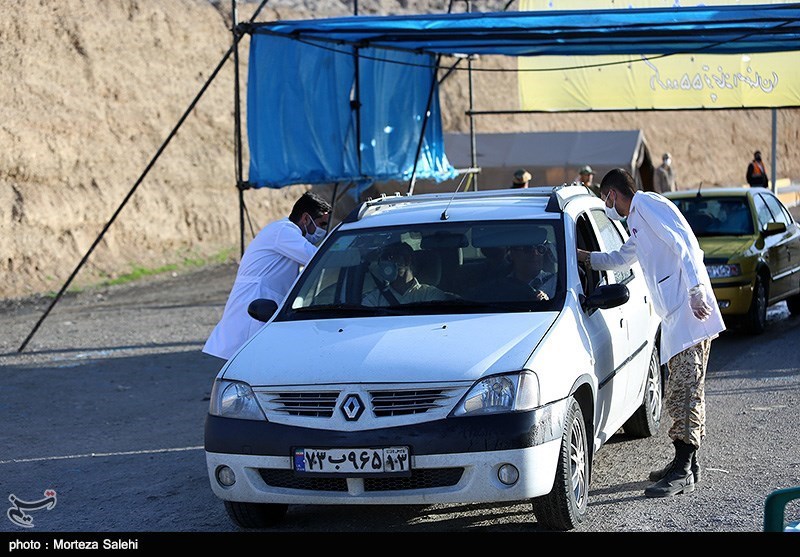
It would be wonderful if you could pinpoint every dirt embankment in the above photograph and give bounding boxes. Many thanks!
[2,0,798,300]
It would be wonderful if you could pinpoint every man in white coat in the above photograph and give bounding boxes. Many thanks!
[203,191,331,360]
[577,168,725,498]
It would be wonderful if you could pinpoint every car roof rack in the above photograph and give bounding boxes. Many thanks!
[341,184,594,223]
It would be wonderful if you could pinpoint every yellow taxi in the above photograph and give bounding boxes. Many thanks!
[664,187,800,333]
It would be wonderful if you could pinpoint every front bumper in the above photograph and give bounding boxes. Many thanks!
[711,279,754,315]
[205,402,567,505]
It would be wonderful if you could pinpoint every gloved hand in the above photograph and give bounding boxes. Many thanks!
[688,285,712,321]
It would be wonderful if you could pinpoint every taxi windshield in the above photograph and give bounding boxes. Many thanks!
[280,220,565,319]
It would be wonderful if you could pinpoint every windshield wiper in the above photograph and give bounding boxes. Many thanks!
[293,303,401,315]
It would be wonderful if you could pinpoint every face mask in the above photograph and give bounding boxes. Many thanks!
[303,216,327,244]
[664,158,672,166]
[603,192,625,221]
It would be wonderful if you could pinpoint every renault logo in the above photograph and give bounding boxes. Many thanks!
[340,394,365,421]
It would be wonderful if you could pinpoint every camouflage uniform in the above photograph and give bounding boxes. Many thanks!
[665,338,712,447]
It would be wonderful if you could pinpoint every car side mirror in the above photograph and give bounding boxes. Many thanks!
[582,283,630,311]
[761,222,787,237]
[248,298,279,322]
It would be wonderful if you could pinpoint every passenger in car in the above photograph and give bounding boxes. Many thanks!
[479,236,557,302]
[362,241,453,306]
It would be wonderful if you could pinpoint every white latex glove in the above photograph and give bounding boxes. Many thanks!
[688,285,712,321]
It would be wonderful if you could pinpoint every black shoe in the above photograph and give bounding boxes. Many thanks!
[644,441,697,498]
[648,448,700,483]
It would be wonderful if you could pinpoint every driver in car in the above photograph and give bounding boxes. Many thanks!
[362,241,452,306]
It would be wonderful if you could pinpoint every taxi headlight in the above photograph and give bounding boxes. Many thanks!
[209,379,266,421]
[452,371,540,417]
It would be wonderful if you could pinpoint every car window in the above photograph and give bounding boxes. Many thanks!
[281,220,566,319]
[668,196,754,236]
[753,194,773,229]
[761,193,791,226]
[591,209,633,284]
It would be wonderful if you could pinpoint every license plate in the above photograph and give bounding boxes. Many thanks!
[294,447,410,475]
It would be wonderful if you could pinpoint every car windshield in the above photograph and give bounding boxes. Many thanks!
[278,220,566,320]
[669,196,754,237]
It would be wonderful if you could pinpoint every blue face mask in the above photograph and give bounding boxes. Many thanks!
[303,216,327,244]
[603,192,625,221]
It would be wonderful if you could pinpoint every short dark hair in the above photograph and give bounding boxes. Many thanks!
[599,168,637,200]
[289,191,332,223]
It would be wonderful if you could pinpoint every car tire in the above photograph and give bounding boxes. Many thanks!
[623,346,663,438]
[787,293,800,316]
[745,276,768,334]
[531,397,589,531]
[224,501,288,529]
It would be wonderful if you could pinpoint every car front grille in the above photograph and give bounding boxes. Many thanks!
[368,388,456,417]
[258,385,463,420]
[259,468,464,492]
[266,391,339,417]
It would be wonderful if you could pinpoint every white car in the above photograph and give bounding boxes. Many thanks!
[205,185,664,531]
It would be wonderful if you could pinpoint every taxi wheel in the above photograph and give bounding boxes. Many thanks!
[531,398,589,531]
[745,276,767,334]
[787,294,800,316]
[224,501,288,529]
[623,347,663,438]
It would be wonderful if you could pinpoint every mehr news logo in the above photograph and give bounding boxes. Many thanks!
[7,490,57,528]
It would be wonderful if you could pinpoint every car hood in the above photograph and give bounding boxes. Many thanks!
[700,236,754,259]
[223,313,558,386]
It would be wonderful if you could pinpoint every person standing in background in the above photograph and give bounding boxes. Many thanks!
[203,191,332,360]
[746,150,769,188]
[653,152,676,193]
[578,165,599,196]
[511,168,531,189]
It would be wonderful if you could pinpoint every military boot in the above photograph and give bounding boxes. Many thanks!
[644,440,696,498]
[648,441,700,483]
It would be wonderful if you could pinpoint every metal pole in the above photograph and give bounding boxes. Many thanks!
[771,108,778,194]
[466,0,477,191]
[17,0,273,353]
[232,0,247,257]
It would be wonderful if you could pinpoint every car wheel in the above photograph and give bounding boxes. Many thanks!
[745,276,767,334]
[531,397,589,531]
[787,293,800,316]
[224,501,288,529]
[623,346,663,438]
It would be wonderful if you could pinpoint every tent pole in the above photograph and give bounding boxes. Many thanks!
[406,58,468,195]
[466,0,477,191]
[771,108,778,194]
[232,0,247,257]
[17,0,273,354]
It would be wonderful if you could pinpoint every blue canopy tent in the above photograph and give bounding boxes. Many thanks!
[241,3,800,200]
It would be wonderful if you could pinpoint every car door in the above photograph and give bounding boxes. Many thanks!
[574,211,631,438]
[761,192,800,298]
[588,209,654,419]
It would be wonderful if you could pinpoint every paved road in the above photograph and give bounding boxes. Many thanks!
[1,262,799,535]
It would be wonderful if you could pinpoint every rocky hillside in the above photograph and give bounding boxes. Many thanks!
[2,0,798,300]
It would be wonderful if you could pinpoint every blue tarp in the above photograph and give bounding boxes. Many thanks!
[250,5,800,56]
[245,4,800,190]
[247,36,456,190]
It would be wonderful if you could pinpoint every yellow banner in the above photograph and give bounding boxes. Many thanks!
[518,0,800,111]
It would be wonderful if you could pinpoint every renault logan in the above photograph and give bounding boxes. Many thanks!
[204,185,664,531]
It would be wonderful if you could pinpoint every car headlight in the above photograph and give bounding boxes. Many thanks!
[451,371,540,417]
[209,379,266,421]
[705,263,741,279]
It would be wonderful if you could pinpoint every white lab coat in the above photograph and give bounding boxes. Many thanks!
[203,218,317,360]
[590,191,726,364]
